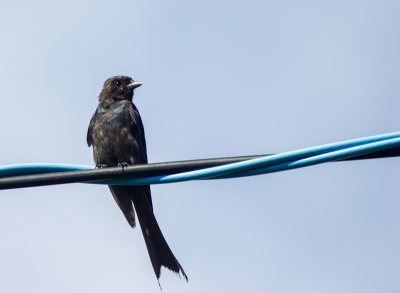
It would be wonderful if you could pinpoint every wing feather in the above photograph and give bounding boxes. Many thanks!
[87,112,96,147]
[128,104,148,164]
[128,103,153,210]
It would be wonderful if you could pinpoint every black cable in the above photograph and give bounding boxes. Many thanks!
[1,147,399,190]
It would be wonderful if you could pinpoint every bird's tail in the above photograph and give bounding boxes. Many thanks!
[124,185,188,281]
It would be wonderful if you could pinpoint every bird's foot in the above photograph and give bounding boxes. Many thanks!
[96,164,108,169]
[118,162,130,170]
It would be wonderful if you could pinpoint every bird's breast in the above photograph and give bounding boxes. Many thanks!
[91,103,141,166]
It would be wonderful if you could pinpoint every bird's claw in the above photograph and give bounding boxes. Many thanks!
[96,164,108,169]
[118,162,130,169]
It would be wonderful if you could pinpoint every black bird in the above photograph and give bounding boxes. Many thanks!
[87,76,187,281]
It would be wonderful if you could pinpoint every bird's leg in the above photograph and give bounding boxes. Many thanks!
[96,164,108,169]
[118,162,130,170]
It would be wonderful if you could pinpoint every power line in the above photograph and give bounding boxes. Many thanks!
[1,146,399,190]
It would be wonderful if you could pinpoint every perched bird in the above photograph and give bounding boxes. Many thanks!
[87,76,187,282]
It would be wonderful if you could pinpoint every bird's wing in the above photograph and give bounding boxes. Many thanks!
[128,103,148,164]
[109,185,136,228]
[87,112,96,147]
[128,102,153,210]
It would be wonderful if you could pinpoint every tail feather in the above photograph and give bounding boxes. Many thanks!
[118,185,188,281]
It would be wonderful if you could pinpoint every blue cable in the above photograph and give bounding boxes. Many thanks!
[102,135,400,185]
[1,131,400,186]
[0,164,91,177]
[213,136,400,179]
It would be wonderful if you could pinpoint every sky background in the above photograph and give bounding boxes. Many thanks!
[1,0,400,292]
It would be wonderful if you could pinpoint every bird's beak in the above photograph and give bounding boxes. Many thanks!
[127,81,143,90]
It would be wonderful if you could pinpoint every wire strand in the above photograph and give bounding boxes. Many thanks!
[1,131,400,190]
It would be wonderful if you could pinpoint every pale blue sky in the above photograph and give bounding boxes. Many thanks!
[1,0,400,292]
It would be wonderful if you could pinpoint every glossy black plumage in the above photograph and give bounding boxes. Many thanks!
[87,76,187,281]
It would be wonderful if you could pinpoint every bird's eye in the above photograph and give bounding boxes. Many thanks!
[114,81,121,87]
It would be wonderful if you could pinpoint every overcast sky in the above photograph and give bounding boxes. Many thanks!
[1,0,400,292]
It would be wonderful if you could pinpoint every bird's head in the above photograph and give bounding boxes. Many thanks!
[99,76,142,102]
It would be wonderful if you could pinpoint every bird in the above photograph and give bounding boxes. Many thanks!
[87,76,187,282]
